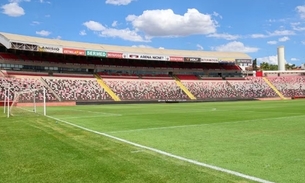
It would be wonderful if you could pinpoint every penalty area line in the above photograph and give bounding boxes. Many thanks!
[46,115,274,183]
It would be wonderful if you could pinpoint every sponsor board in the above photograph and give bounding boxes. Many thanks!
[38,45,62,53]
[218,58,236,63]
[184,57,201,62]
[86,50,107,57]
[107,52,123,58]
[201,58,219,63]
[123,53,169,61]
[63,48,85,56]
[235,59,252,64]
[123,54,139,59]
[170,56,184,62]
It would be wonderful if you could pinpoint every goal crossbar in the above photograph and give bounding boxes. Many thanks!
[8,87,47,117]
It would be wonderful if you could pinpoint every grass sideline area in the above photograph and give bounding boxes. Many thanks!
[1,100,305,182]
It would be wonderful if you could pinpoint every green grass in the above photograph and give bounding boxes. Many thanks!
[1,100,305,182]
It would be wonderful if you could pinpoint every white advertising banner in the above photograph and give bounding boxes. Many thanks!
[38,45,63,53]
[123,53,169,61]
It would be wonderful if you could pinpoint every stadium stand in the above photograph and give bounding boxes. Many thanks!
[2,32,305,104]
[0,77,56,102]
[43,77,112,101]
[267,76,305,97]
[104,79,188,101]
[228,77,278,98]
[182,80,237,99]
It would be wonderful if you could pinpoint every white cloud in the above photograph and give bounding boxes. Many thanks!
[250,30,295,39]
[126,8,217,37]
[278,36,290,42]
[9,0,30,3]
[39,0,51,3]
[36,30,51,36]
[267,18,287,23]
[207,33,240,40]
[296,5,305,19]
[31,21,40,25]
[251,34,267,38]
[83,20,150,42]
[212,11,222,19]
[112,21,118,27]
[213,41,259,53]
[291,58,299,61]
[105,0,134,5]
[99,28,150,42]
[1,2,25,17]
[196,44,204,50]
[83,21,105,31]
[79,30,87,36]
[269,30,295,36]
[267,40,277,45]
[257,55,278,65]
[291,22,305,31]
[131,45,153,48]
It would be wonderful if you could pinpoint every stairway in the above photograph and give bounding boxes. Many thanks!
[40,77,62,101]
[262,77,286,100]
[95,74,121,101]
[226,80,241,98]
[173,76,197,100]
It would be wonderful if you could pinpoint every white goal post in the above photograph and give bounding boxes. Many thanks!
[7,87,47,117]
[3,85,11,118]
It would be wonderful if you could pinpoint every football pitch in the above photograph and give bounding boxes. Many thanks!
[1,100,305,183]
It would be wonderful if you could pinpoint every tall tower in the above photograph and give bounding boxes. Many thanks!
[277,46,285,71]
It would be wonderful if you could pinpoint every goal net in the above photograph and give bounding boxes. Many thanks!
[8,87,47,117]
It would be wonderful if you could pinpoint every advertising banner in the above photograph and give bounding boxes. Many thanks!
[107,52,123,59]
[123,54,139,59]
[38,45,62,53]
[86,50,107,57]
[235,59,252,64]
[139,54,169,61]
[219,58,235,63]
[184,57,201,62]
[201,58,219,63]
[123,53,169,61]
[170,56,184,62]
[63,48,85,56]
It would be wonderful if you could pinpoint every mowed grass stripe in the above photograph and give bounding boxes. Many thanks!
[108,114,305,134]
[44,100,305,183]
[46,114,274,183]
[0,110,253,183]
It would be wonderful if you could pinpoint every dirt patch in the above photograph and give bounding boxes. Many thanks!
[16,101,76,107]
[256,97,290,101]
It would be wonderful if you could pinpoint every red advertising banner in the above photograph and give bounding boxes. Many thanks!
[170,56,184,62]
[107,52,123,58]
[63,48,85,56]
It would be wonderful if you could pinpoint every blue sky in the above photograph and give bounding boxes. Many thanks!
[1,0,305,66]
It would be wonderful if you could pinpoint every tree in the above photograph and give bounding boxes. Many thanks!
[286,63,296,70]
[252,59,257,71]
[259,62,278,70]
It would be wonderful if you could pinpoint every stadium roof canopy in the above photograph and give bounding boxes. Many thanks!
[0,32,251,60]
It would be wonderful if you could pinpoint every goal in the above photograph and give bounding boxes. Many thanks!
[8,87,47,117]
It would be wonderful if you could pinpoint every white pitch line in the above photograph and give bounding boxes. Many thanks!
[46,115,274,183]
[108,114,305,134]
